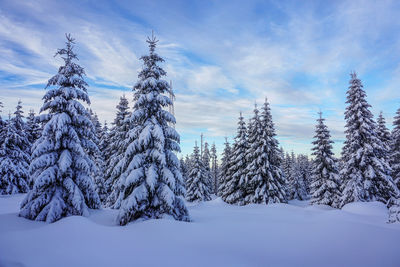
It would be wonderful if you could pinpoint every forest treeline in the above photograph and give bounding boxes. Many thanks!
[0,34,399,224]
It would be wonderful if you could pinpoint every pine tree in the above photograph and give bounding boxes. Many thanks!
[218,138,232,197]
[12,100,31,154]
[88,110,107,202]
[341,73,398,206]
[104,95,131,208]
[202,141,213,193]
[116,34,190,225]
[25,109,41,146]
[260,99,287,203]
[310,112,341,208]
[0,113,30,194]
[19,34,100,223]
[221,112,247,204]
[390,107,400,190]
[180,157,188,185]
[210,143,219,194]
[376,112,391,162]
[288,152,308,200]
[186,143,211,202]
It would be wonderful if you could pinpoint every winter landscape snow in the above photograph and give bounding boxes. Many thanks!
[1,194,399,267]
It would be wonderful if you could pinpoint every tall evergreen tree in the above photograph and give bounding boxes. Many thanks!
[20,34,100,223]
[260,99,287,203]
[390,107,400,190]
[221,112,247,204]
[210,142,219,194]
[218,138,232,197]
[0,113,30,194]
[186,143,211,202]
[88,110,107,202]
[201,141,213,193]
[310,112,341,208]
[104,95,131,208]
[341,73,398,206]
[116,34,190,225]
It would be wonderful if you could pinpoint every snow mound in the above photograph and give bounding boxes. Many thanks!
[1,195,400,267]
[341,201,388,217]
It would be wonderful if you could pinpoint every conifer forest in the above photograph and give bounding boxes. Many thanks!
[1,1,400,266]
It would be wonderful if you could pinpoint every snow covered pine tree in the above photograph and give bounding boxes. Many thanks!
[218,138,232,197]
[310,112,341,208]
[19,34,100,223]
[0,103,30,195]
[116,34,190,225]
[390,107,400,190]
[104,95,131,208]
[221,112,247,204]
[341,73,398,207]
[186,143,211,202]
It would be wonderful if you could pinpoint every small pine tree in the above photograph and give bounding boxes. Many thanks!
[116,34,189,225]
[218,138,232,197]
[222,112,247,204]
[202,141,213,193]
[341,73,398,206]
[210,143,219,194]
[186,143,211,202]
[376,112,391,162]
[25,109,41,146]
[88,110,107,202]
[390,107,400,190]
[288,152,308,200]
[104,95,131,208]
[19,34,100,223]
[0,114,30,194]
[180,157,188,185]
[310,112,341,208]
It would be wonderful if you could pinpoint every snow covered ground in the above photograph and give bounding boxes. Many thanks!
[0,195,399,267]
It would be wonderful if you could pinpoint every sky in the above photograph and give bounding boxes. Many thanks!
[1,0,400,158]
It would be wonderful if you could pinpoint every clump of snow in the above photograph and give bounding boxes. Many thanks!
[1,195,400,267]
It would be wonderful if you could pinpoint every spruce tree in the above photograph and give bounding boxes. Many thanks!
[376,112,391,162]
[116,34,190,224]
[89,110,107,202]
[310,112,341,208]
[104,95,131,208]
[218,138,232,197]
[221,112,247,204]
[25,109,41,146]
[260,99,287,204]
[210,143,219,194]
[341,73,398,206]
[0,114,30,194]
[19,34,100,223]
[288,152,308,200]
[390,107,400,190]
[186,144,211,202]
[180,157,188,185]
[202,141,213,193]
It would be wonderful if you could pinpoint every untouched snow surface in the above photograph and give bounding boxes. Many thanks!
[0,195,399,267]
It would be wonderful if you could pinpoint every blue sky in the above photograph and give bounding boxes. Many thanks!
[1,0,400,157]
